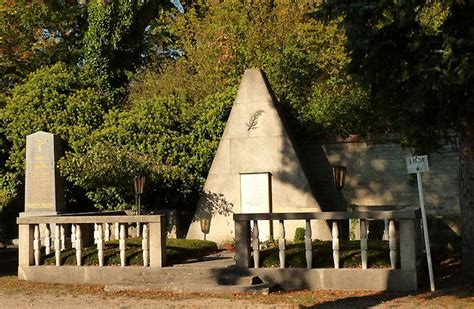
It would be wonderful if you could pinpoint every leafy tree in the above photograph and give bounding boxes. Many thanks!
[321,0,474,279]
[1,63,112,207]
[1,1,85,216]
[132,0,379,138]
[60,87,235,211]
[0,0,85,96]
[82,0,176,95]
[0,0,178,209]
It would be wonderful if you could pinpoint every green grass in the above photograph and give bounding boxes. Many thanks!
[260,240,396,268]
[43,238,218,266]
[43,239,394,268]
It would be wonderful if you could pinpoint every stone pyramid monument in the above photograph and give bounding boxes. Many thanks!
[186,69,331,243]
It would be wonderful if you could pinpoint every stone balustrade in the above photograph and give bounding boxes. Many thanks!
[234,208,421,271]
[17,215,166,268]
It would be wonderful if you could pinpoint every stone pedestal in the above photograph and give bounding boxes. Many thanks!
[21,131,65,217]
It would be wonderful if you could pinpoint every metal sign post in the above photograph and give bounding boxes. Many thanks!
[406,155,435,291]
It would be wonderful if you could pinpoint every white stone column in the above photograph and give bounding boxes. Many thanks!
[252,220,260,268]
[44,224,51,255]
[360,219,368,269]
[76,224,82,266]
[104,223,111,242]
[332,222,340,269]
[278,220,285,269]
[33,225,41,266]
[60,225,66,250]
[97,223,104,266]
[55,224,61,266]
[305,220,312,269]
[142,224,149,267]
[71,224,76,249]
[119,223,127,267]
[389,219,397,269]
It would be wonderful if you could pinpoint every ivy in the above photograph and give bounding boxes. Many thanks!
[83,0,146,96]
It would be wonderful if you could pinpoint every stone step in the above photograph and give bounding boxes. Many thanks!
[104,272,281,295]
[104,281,280,295]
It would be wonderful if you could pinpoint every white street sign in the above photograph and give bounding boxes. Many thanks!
[406,154,435,291]
[406,155,429,174]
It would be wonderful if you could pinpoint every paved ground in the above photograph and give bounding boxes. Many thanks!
[1,247,473,308]
[0,290,283,309]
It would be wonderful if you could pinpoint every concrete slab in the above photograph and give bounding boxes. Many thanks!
[18,264,418,292]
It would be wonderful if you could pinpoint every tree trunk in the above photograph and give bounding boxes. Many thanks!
[460,112,474,281]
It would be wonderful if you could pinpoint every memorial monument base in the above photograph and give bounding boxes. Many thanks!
[188,69,332,243]
[19,210,65,217]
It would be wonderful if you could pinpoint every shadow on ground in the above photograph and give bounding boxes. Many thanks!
[308,251,473,308]
[0,247,18,276]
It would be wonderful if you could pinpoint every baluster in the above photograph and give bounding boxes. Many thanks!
[97,223,104,266]
[105,223,111,242]
[252,220,260,268]
[71,224,76,249]
[278,220,286,268]
[332,221,340,269]
[389,220,397,269]
[382,219,389,240]
[50,224,55,251]
[305,220,312,269]
[33,225,41,266]
[120,223,127,267]
[142,223,149,267]
[44,224,51,255]
[114,222,120,240]
[50,224,55,253]
[136,222,141,238]
[360,219,368,269]
[76,224,82,266]
[55,225,61,266]
[93,223,98,244]
[60,225,66,250]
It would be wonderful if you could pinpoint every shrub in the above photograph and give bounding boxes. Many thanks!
[294,227,305,242]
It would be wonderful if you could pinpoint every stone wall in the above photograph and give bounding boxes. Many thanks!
[298,134,461,234]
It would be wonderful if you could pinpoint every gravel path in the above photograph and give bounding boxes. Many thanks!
[0,292,290,308]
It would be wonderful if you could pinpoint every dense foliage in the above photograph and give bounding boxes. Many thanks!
[0,0,172,233]
[321,0,466,151]
[2,63,112,205]
[2,0,378,215]
[321,0,474,278]
[1,1,85,99]
[132,0,376,137]
[60,87,234,210]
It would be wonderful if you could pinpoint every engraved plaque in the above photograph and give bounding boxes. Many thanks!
[24,131,65,215]
[240,172,272,240]
[240,173,271,213]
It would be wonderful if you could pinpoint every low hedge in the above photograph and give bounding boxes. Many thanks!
[43,238,394,269]
[43,238,218,266]
[260,239,395,268]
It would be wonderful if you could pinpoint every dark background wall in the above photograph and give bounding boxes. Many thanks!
[298,134,460,235]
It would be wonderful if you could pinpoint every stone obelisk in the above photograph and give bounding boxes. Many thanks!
[21,131,65,217]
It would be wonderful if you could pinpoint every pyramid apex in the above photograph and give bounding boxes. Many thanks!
[235,68,274,105]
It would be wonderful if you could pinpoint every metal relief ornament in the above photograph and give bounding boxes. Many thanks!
[246,110,264,131]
